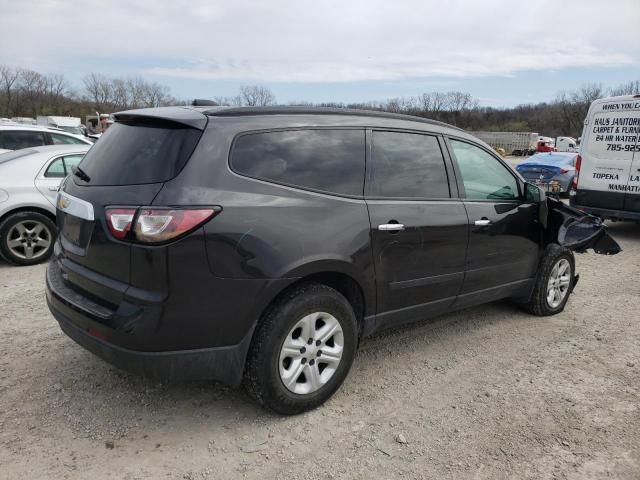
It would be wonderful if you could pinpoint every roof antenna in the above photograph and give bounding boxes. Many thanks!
[191,99,219,106]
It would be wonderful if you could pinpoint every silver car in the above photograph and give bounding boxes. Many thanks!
[0,144,91,265]
[515,152,578,198]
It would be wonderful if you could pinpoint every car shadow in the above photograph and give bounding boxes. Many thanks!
[605,219,640,242]
[33,299,526,432]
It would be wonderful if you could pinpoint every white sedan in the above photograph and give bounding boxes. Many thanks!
[0,124,93,154]
[0,144,91,265]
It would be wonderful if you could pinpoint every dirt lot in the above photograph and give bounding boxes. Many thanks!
[1,223,639,480]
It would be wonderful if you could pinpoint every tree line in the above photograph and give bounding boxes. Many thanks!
[1,64,638,137]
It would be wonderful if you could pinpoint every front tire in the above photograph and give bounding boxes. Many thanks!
[0,211,56,266]
[523,244,575,316]
[244,283,358,415]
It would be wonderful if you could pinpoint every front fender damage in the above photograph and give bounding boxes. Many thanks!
[545,198,621,255]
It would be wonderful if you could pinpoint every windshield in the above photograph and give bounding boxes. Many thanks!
[60,126,84,135]
[77,120,202,185]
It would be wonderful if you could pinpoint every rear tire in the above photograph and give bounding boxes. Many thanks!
[244,283,358,415]
[522,244,575,316]
[0,211,56,266]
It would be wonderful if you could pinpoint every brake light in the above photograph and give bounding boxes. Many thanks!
[105,208,135,240]
[134,208,218,243]
[571,154,582,191]
[105,207,220,242]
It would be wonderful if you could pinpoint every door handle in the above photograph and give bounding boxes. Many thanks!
[48,186,60,191]
[474,219,491,226]
[378,223,405,231]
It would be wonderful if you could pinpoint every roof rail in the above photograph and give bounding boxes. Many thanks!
[203,106,464,131]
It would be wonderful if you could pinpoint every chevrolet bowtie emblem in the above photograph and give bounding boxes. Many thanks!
[57,195,70,209]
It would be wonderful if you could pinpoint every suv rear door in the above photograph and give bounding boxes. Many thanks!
[365,130,468,328]
[446,138,540,307]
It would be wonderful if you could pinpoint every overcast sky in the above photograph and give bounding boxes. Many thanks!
[1,0,638,106]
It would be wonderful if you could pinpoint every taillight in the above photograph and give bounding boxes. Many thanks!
[105,208,136,240]
[105,207,220,243]
[571,154,582,191]
[134,208,218,243]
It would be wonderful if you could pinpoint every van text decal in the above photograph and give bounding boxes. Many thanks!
[609,183,640,192]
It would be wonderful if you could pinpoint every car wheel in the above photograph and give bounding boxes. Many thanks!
[244,283,358,415]
[0,211,57,266]
[522,244,575,316]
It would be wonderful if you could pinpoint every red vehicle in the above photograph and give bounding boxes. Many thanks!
[537,140,556,153]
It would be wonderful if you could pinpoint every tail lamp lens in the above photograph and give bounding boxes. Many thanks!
[134,208,217,243]
[105,207,219,243]
[105,208,135,239]
[572,154,582,190]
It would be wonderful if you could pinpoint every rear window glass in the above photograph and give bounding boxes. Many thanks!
[0,130,46,150]
[230,129,365,196]
[77,121,202,185]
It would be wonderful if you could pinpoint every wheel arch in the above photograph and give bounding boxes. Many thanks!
[0,205,56,225]
[253,269,374,343]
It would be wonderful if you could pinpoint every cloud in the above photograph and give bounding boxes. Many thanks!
[0,0,638,84]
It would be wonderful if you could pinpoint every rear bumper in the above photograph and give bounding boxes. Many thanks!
[569,201,640,221]
[45,254,288,385]
[48,296,252,385]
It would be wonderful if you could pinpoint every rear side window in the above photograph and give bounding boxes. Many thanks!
[0,131,46,150]
[231,129,365,196]
[45,154,85,178]
[368,131,450,198]
[77,121,202,185]
[45,158,67,177]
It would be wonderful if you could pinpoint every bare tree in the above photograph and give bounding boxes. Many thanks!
[239,85,276,106]
[610,80,640,96]
[0,65,21,117]
[83,73,113,111]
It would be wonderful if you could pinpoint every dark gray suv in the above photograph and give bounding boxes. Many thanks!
[46,106,619,414]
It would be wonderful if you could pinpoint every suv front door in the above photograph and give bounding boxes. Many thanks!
[446,138,540,308]
[365,130,468,329]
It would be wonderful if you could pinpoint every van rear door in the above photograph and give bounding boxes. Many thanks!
[622,104,640,212]
[577,97,640,212]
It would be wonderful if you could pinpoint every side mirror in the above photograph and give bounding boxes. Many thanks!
[525,182,546,203]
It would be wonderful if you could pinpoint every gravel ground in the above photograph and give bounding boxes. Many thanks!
[1,222,639,480]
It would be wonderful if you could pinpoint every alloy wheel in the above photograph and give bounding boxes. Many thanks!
[6,220,52,261]
[546,258,571,308]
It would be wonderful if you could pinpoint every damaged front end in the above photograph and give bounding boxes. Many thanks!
[544,197,621,255]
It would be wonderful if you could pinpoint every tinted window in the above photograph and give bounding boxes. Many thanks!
[369,131,449,198]
[77,121,202,185]
[231,129,365,196]
[50,133,86,145]
[450,140,519,200]
[0,131,46,150]
[45,158,66,177]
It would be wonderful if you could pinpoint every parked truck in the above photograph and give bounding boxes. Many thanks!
[555,136,578,152]
[36,116,85,136]
[468,131,539,156]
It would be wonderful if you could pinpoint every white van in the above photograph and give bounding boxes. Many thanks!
[556,136,578,153]
[570,94,640,220]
